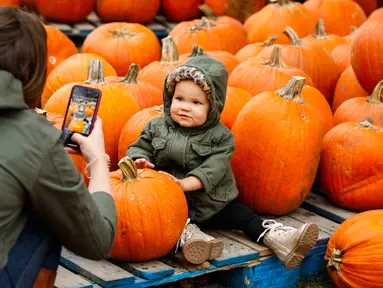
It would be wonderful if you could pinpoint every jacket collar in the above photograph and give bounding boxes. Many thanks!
[0,70,26,110]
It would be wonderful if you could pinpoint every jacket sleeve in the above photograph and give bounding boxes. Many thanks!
[187,131,235,193]
[126,121,155,163]
[32,139,117,260]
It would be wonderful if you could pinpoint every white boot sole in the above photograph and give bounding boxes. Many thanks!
[182,239,224,265]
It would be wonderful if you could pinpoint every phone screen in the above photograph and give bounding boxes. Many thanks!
[62,85,101,136]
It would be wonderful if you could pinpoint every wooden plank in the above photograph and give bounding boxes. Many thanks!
[48,22,73,34]
[55,266,94,288]
[60,249,136,288]
[119,260,175,280]
[169,252,210,272]
[73,23,96,35]
[204,231,260,267]
[302,193,357,224]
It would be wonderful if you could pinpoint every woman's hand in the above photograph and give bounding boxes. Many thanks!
[134,158,155,169]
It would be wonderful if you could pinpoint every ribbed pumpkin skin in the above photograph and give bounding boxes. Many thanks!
[318,122,383,210]
[331,43,351,73]
[325,210,383,288]
[231,81,323,215]
[110,167,188,262]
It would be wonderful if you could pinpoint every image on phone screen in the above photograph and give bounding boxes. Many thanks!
[63,86,100,136]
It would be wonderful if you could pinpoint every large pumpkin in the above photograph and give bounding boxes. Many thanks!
[319,121,383,210]
[0,0,19,6]
[244,0,317,44]
[44,59,140,170]
[106,64,162,110]
[82,22,161,76]
[138,36,184,91]
[110,157,188,262]
[35,0,96,23]
[334,80,383,126]
[303,0,367,36]
[231,76,323,215]
[41,53,117,107]
[160,0,202,22]
[235,35,277,64]
[229,44,313,96]
[332,65,368,113]
[351,16,383,93]
[326,210,383,288]
[118,106,164,160]
[255,27,340,103]
[331,43,351,73]
[96,0,160,24]
[45,25,77,76]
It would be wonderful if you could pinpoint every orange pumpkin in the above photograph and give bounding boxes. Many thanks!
[0,0,19,6]
[319,121,383,211]
[41,53,117,107]
[45,59,140,170]
[302,19,347,52]
[332,66,369,113]
[369,7,383,21]
[331,43,351,73]
[354,0,377,16]
[334,80,383,126]
[343,26,357,43]
[326,210,383,288]
[45,25,77,76]
[255,27,340,103]
[351,16,383,93]
[82,22,161,76]
[138,36,184,91]
[68,118,85,133]
[235,35,277,64]
[229,44,313,96]
[220,87,252,130]
[179,45,239,76]
[106,64,162,110]
[96,0,160,24]
[35,0,96,23]
[110,157,188,262]
[118,106,164,160]
[303,0,367,36]
[161,0,203,22]
[232,76,323,215]
[245,0,317,44]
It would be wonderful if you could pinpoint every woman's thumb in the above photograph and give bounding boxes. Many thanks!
[71,133,86,146]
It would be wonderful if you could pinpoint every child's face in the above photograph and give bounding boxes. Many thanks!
[170,80,210,128]
[78,104,85,112]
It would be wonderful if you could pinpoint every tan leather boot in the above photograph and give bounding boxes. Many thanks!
[179,223,224,265]
[260,220,319,270]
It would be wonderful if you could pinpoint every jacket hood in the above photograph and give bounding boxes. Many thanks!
[163,56,228,133]
[0,70,25,110]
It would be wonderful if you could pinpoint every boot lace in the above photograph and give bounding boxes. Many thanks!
[257,219,296,242]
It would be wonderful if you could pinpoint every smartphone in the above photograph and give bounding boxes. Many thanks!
[60,85,102,149]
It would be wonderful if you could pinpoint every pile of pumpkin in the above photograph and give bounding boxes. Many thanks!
[11,0,383,285]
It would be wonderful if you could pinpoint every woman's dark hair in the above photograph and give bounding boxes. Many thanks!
[0,6,47,108]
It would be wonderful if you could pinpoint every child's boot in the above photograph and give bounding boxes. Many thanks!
[259,220,319,270]
[178,222,224,265]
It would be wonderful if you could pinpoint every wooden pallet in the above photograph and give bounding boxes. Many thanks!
[54,202,345,288]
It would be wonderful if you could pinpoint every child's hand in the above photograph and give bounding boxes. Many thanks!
[134,158,155,169]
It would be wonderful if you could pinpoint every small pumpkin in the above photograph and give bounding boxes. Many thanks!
[245,0,317,44]
[138,36,184,91]
[161,0,203,22]
[319,120,383,211]
[35,0,96,23]
[334,80,383,126]
[45,59,140,170]
[303,0,367,36]
[232,76,323,215]
[45,25,77,76]
[110,157,188,262]
[326,210,383,288]
[41,53,117,107]
[331,43,351,74]
[235,35,277,64]
[82,22,161,76]
[0,0,19,6]
[118,106,164,160]
[229,44,313,96]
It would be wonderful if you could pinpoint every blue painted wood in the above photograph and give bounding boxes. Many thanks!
[299,252,327,279]
[119,260,175,280]
[55,266,94,288]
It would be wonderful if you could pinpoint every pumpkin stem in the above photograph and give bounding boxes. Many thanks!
[35,108,47,117]
[200,17,216,28]
[84,59,106,85]
[108,27,136,40]
[313,19,328,39]
[367,80,383,104]
[119,64,140,84]
[161,36,179,64]
[189,45,205,57]
[283,27,303,46]
[118,157,138,181]
[261,45,286,68]
[263,34,278,47]
[359,120,379,130]
[156,105,164,114]
[199,4,218,20]
[270,0,291,5]
[277,76,306,103]
[327,248,343,276]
